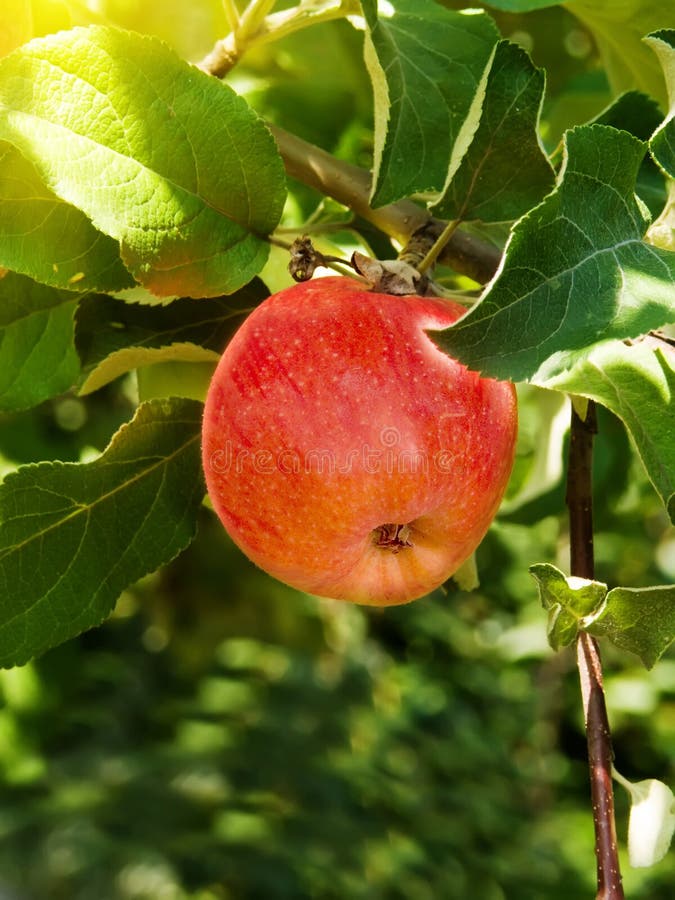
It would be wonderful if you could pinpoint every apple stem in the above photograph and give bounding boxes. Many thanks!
[284,235,364,282]
[266,124,502,284]
[566,401,624,900]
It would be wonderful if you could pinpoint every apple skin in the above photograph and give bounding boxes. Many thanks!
[202,276,517,606]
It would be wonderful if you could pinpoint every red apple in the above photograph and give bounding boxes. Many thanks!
[202,276,517,606]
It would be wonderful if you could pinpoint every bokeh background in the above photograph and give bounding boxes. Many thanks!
[1,2,674,897]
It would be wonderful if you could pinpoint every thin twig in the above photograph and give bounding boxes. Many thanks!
[222,0,241,33]
[567,401,624,900]
[416,219,460,275]
[198,1,358,77]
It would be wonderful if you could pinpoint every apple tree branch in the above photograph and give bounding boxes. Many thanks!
[567,402,624,900]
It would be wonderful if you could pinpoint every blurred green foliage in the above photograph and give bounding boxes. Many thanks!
[0,378,673,898]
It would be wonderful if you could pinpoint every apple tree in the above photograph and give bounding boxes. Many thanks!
[0,1,674,897]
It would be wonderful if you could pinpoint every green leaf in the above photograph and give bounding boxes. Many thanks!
[0,26,286,298]
[538,336,675,521]
[566,1,675,107]
[587,584,675,668]
[136,360,216,403]
[0,271,81,411]
[590,91,666,217]
[0,398,204,668]
[645,30,675,178]
[361,0,498,206]
[623,778,675,868]
[433,40,554,225]
[530,562,608,651]
[500,386,569,515]
[593,90,665,142]
[481,1,561,10]
[0,142,134,293]
[75,278,268,394]
[433,125,675,382]
[0,0,32,58]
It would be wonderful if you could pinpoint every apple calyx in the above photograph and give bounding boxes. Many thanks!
[373,523,413,554]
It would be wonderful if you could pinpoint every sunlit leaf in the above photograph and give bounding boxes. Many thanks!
[588,584,675,668]
[613,774,675,868]
[136,360,216,403]
[0,398,204,668]
[0,271,80,411]
[361,0,498,206]
[0,142,133,292]
[433,40,554,225]
[75,278,268,394]
[0,26,286,297]
[645,30,675,178]
[500,387,569,514]
[433,125,675,382]
[0,0,32,57]
[538,336,675,521]
[565,0,675,107]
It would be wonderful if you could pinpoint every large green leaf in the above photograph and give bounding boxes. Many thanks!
[433,125,675,383]
[0,142,133,292]
[0,398,204,668]
[0,271,81,411]
[565,0,675,107]
[539,336,675,521]
[433,40,554,225]
[361,0,498,206]
[75,278,268,394]
[645,30,675,177]
[0,26,286,298]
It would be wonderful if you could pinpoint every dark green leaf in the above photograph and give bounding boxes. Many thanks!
[592,91,663,142]
[0,142,133,293]
[590,91,666,217]
[0,398,204,667]
[75,278,268,394]
[0,26,286,297]
[0,271,81,411]
[433,41,554,225]
[530,562,607,651]
[587,584,675,669]
[361,0,498,206]
[433,125,675,382]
